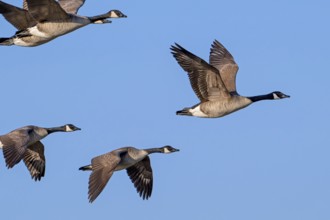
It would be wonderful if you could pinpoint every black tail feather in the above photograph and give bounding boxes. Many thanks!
[79,165,92,171]
[0,37,13,46]
[176,108,192,116]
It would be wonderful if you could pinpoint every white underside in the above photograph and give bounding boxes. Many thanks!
[28,26,49,38]
[190,105,208,117]
[13,38,38,47]
[0,140,3,149]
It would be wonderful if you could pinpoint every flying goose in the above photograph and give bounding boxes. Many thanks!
[170,40,290,118]
[0,124,81,181]
[0,0,127,47]
[79,145,179,203]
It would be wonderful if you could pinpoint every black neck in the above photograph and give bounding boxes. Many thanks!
[145,148,163,154]
[248,93,274,102]
[46,126,66,134]
[89,13,109,22]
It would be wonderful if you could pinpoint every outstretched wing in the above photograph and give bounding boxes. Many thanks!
[126,156,153,200]
[0,1,36,30]
[23,141,46,181]
[58,0,85,14]
[88,152,121,203]
[26,0,70,22]
[1,127,34,168]
[209,40,239,95]
[171,43,230,102]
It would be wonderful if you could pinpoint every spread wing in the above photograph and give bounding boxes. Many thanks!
[209,40,239,95]
[88,152,121,203]
[58,0,85,14]
[0,1,36,30]
[26,0,70,22]
[1,128,33,168]
[23,141,46,181]
[126,156,153,200]
[171,43,230,102]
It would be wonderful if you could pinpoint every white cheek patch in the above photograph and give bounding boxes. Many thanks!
[94,20,104,24]
[65,125,74,132]
[164,148,171,154]
[110,11,119,18]
[0,140,4,149]
[273,93,280,100]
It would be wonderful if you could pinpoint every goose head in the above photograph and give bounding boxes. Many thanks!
[108,10,127,18]
[161,145,180,154]
[272,91,290,100]
[64,124,81,132]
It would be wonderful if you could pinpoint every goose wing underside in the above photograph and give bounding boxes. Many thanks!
[58,0,85,14]
[0,1,36,30]
[209,40,239,95]
[26,0,70,22]
[171,43,230,101]
[87,152,121,203]
[126,156,153,200]
[0,128,34,168]
[23,141,46,181]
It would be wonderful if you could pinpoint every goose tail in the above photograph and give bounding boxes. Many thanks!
[79,165,92,171]
[0,37,14,46]
[176,108,192,116]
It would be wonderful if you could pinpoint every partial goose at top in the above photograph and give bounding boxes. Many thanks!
[0,124,81,181]
[170,40,290,118]
[0,0,127,47]
[79,145,179,203]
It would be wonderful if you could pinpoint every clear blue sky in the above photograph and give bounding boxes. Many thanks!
[1,0,329,219]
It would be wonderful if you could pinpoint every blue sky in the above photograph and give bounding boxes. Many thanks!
[1,0,329,219]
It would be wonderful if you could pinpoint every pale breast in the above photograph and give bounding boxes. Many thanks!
[13,36,51,47]
[200,97,252,118]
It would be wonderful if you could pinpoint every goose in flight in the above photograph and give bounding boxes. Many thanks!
[0,0,127,47]
[79,145,179,203]
[0,124,81,180]
[170,40,290,118]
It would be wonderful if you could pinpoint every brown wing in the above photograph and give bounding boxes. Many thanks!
[23,141,46,181]
[209,40,239,95]
[126,156,153,200]
[26,0,70,22]
[1,128,34,168]
[88,152,121,203]
[58,0,85,14]
[0,1,36,30]
[171,43,230,102]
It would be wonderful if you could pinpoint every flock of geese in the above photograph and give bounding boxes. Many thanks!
[0,0,289,203]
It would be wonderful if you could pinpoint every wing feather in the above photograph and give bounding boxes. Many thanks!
[58,0,85,14]
[1,128,34,168]
[0,1,36,30]
[26,0,70,21]
[126,156,153,200]
[171,43,230,101]
[87,152,121,203]
[23,141,46,181]
[209,40,239,94]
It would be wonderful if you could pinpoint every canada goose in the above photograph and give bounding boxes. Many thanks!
[170,40,290,118]
[0,124,81,181]
[79,145,179,203]
[0,0,127,47]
